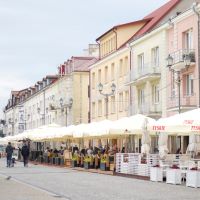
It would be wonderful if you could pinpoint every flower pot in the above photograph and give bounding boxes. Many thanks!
[100,162,106,171]
[84,162,90,169]
[71,160,77,168]
[150,167,163,182]
[186,170,200,188]
[166,169,181,185]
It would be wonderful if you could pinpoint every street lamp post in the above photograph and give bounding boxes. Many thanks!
[23,114,30,130]
[37,107,45,125]
[98,83,116,119]
[8,118,14,136]
[59,97,73,126]
[166,54,191,114]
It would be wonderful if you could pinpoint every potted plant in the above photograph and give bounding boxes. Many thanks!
[100,155,110,171]
[84,156,92,169]
[150,165,163,182]
[71,155,78,168]
[186,167,200,188]
[166,165,181,185]
[100,156,107,171]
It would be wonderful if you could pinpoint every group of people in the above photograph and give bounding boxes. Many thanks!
[71,144,119,157]
[44,146,65,158]
[5,141,30,167]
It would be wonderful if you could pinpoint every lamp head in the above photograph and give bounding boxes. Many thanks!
[184,54,191,67]
[111,83,116,93]
[59,98,64,107]
[37,107,40,114]
[166,54,173,68]
[98,83,103,93]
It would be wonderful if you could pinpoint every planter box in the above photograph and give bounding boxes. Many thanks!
[166,169,181,185]
[71,160,77,168]
[186,170,200,188]
[65,159,71,167]
[55,157,61,165]
[60,158,64,166]
[150,167,163,182]
[84,162,90,169]
[110,163,115,171]
[100,163,106,171]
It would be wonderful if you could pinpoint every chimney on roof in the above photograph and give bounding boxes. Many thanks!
[83,44,99,57]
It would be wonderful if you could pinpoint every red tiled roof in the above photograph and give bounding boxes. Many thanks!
[72,57,98,72]
[119,0,180,49]
[135,0,180,37]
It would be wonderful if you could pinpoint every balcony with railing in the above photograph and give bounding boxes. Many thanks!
[129,103,162,118]
[168,49,195,71]
[167,93,197,111]
[127,62,161,85]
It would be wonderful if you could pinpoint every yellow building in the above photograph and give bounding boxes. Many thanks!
[90,20,148,122]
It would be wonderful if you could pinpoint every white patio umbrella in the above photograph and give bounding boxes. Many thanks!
[186,134,197,154]
[72,123,89,138]
[0,137,8,145]
[149,108,200,134]
[84,120,113,138]
[141,118,151,154]
[109,114,156,136]
[158,132,169,159]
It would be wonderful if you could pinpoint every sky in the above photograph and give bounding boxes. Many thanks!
[0,0,168,118]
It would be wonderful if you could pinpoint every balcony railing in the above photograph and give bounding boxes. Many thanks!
[167,93,197,110]
[129,103,162,116]
[169,49,195,70]
[127,62,161,83]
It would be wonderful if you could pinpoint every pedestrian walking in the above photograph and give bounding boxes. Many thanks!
[6,142,13,167]
[21,142,30,167]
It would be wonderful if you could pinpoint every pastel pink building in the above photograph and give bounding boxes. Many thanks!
[167,7,199,116]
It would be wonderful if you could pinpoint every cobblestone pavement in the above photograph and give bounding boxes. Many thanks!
[0,158,199,200]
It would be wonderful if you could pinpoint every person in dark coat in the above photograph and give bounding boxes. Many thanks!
[6,142,13,167]
[21,142,30,167]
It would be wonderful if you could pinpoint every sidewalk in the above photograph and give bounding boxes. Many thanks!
[0,175,67,200]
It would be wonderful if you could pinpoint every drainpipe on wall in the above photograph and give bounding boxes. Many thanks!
[96,40,101,60]
[192,3,200,108]
[127,43,133,116]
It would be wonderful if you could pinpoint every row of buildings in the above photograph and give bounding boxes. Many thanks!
[2,0,200,152]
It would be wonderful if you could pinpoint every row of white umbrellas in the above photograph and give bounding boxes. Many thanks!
[1,109,200,156]
[0,114,155,144]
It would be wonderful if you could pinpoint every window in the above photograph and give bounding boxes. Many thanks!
[111,63,115,80]
[111,96,116,114]
[98,69,101,83]
[184,29,193,49]
[152,47,159,67]
[138,53,144,72]
[124,56,129,76]
[92,102,95,119]
[186,74,194,96]
[104,66,108,83]
[138,89,145,105]
[152,84,159,104]
[119,59,123,77]
[92,72,95,89]
[119,92,123,112]
[124,91,129,111]
[98,100,102,117]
